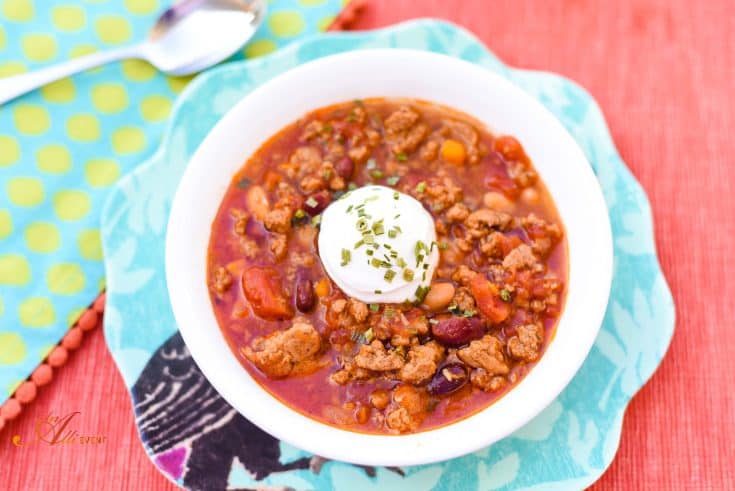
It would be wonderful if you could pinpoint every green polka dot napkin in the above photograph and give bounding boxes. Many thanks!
[0,0,346,404]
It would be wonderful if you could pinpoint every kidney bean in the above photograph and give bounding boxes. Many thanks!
[428,364,468,395]
[431,317,485,347]
[295,271,315,312]
[304,190,331,215]
[334,157,354,179]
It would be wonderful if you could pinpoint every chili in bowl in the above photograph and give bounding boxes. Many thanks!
[166,49,613,466]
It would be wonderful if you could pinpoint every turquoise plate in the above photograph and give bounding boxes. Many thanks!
[101,20,675,490]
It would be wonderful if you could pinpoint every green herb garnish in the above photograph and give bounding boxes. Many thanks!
[414,285,430,303]
[370,169,384,179]
[387,176,400,186]
[415,181,426,193]
[294,209,305,219]
[403,269,414,281]
[341,248,351,266]
[396,152,408,161]
[500,289,512,302]
[384,270,396,283]
[369,303,380,312]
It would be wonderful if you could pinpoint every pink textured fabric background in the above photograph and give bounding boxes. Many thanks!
[2,1,733,489]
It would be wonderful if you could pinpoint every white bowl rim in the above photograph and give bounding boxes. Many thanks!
[165,48,613,466]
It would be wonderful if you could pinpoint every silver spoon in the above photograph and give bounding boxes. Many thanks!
[0,0,266,105]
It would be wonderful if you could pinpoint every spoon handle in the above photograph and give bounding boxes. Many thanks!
[0,44,143,106]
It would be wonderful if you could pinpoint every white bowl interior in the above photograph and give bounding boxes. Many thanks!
[166,49,613,466]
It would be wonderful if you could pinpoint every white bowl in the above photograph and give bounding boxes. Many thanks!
[166,49,613,466]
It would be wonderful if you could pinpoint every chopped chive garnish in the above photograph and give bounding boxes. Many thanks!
[341,249,351,266]
[305,196,318,208]
[368,303,380,312]
[346,204,354,213]
[394,214,401,219]
[311,215,321,226]
[397,258,407,268]
[366,195,379,202]
[387,176,401,186]
[403,269,414,281]
[294,209,305,219]
[373,223,385,235]
[394,225,402,233]
[348,182,357,190]
[500,289,512,302]
[462,310,475,317]
[364,234,375,245]
[370,169,384,179]
[448,304,459,313]
[415,181,427,193]
[438,241,448,250]
[388,229,397,238]
[366,249,374,256]
[371,258,382,268]
[354,239,365,249]
[414,285,430,302]
[364,327,374,342]
[356,217,368,231]
[384,270,396,282]
[374,289,383,294]
[366,158,376,169]
[396,152,408,161]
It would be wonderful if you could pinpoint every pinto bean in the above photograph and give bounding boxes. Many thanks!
[521,187,540,205]
[482,191,513,212]
[246,185,269,220]
[422,282,456,311]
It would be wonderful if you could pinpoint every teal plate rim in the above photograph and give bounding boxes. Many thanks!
[101,19,675,490]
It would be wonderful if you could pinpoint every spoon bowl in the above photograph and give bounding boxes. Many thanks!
[146,0,266,75]
[0,0,266,104]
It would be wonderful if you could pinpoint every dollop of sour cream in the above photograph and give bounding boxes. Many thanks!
[318,185,439,304]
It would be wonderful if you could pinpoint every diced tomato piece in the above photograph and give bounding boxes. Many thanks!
[493,135,529,164]
[469,275,511,324]
[242,267,293,320]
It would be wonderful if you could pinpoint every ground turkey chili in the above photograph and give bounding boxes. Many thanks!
[207,98,568,434]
